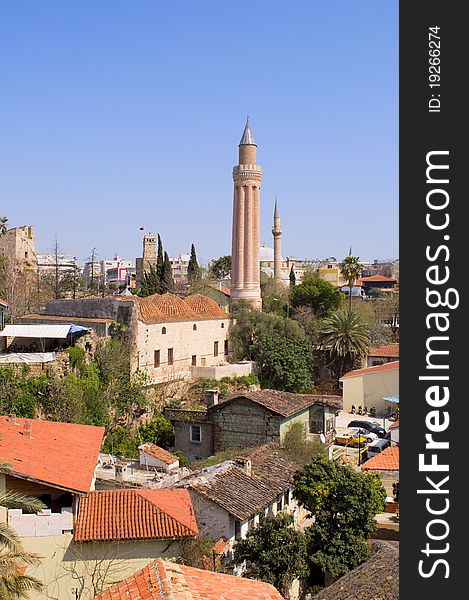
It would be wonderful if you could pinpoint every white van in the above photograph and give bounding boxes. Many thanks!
[365,438,391,460]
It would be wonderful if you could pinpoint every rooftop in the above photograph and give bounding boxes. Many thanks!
[340,361,399,380]
[183,294,226,318]
[208,283,231,297]
[362,446,399,471]
[179,443,300,520]
[0,416,104,494]
[312,540,398,600]
[361,275,398,283]
[74,489,198,542]
[215,389,342,418]
[139,442,179,465]
[93,559,282,600]
[19,313,114,324]
[137,293,227,324]
[369,343,399,358]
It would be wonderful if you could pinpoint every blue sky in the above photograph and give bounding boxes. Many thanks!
[0,1,398,266]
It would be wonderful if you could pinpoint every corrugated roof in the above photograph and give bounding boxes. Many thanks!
[74,489,198,542]
[93,559,283,600]
[0,417,104,493]
[340,361,399,380]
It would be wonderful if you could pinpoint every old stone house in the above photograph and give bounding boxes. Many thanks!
[165,389,342,461]
[20,293,233,384]
[174,443,307,544]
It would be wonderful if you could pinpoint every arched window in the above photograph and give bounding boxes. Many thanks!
[221,323,225,329]
[162,327,167,335]
[193,324,197,331]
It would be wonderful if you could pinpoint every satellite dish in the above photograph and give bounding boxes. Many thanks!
[319,433,326,444]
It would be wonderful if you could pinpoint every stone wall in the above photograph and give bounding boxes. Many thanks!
[165,409,214,461]
[212,398,280,453]
[188,490,235,541]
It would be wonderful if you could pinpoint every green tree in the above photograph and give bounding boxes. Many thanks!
[283,422,326,466]
[209,255,231,280]
[294,456,386,579]
[233,514,309,595]
[0,466,45,599]
[140,263,160,296]
[252,330,312,392]
[187,244,201,284]
[156,234,164,281]
[319,309,370,377]
[137,413,175,449]
[0,216,8,236]
[161,252,175,293]
[289,265,296,287]
[290,273,343,317]
[340,253,362,312]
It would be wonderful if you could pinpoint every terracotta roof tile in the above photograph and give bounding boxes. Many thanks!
[340,361,399,380]
[0,417,104,493]
[361,275,398,282]
[184,294,226,318]
[74,489,198,542]
[208,284,231,297]
[216,389,342,417]
[388,420,399,429]
[362,446,399,471]
[369,343,399,358]
[138,294,198,323]
[139,443,179,465]
[93,559,283,600]
[312,541,398,600]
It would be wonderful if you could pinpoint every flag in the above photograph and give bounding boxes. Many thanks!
[139,227,144,231]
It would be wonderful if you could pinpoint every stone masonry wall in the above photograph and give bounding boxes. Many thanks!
[212,398,280,452]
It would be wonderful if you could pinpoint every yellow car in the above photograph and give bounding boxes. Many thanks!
[334,429,368,448]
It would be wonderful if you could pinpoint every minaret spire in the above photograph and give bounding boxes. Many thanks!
[272,197,282,285]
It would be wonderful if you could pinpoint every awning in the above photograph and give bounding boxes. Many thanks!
[0,352,57,364]
[383,396,400,403]
[69,325,89,334]
[0,324,73,339]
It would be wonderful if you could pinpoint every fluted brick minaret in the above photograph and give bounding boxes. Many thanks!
[272,198,282,285]
[231,119,262,308]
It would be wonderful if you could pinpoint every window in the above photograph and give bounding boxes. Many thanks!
[190,424,202,443]
[214,341,219,357]
[193,324,197,331]
[168,348,174,366]
[154,350,160,367]
[276,494,284,513]
[25,252,29,259]
[235,520,242,541]
[224,340,229,355]
[191,355,197,366]
[162,327,167,335]
[221,322,225,328]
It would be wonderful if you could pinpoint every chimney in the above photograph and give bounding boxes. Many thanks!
[235,456,252,477]
[8,413,17,424]
[205,389,219,407]
[115,462,128,482]
[23,421,32,438]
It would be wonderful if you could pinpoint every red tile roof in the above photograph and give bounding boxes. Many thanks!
[369,343,399,358]
[388,420,399,430]
[362,446,399,471]
[93,559,283,600]
[0,417,104,493]
[139,443,179,465]
[74,489,198,542]
[0,297,8,307]
[209,284,231,297]
[361,275,398,283]
[340,361,399,380]
[184,294,227,317]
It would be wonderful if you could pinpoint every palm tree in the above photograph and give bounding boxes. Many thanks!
[319,309,370,377]
[0,463,45,599]
[340,252,362,312]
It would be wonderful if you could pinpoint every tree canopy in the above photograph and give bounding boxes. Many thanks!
[290,273,343,317]
[209,255,231,280]
[187,243,201,284]
[294,455,386,578]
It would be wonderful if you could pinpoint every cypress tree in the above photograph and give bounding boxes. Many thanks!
[289,265,296,287]
[161,252,175,293]
[187,243,201,284]
[141,263,160,296]
[156,234,164,281]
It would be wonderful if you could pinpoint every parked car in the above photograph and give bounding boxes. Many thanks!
[347,420,387,438]
[354,428,378,444]
[365,438,391,460]
[335,429,368,448]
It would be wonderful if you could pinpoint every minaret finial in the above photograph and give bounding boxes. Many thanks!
[349,246,352,256]
[274,197,279,218]
[239,118,256,146]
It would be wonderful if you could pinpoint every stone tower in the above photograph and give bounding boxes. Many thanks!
[272,198,282,284]
[136,232,157,284]
[231,119,262,308]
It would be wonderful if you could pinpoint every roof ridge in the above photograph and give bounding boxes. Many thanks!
[154,560,175,599]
